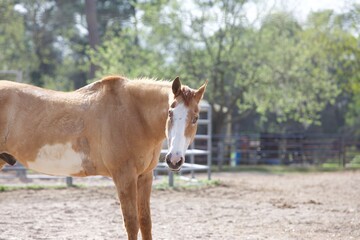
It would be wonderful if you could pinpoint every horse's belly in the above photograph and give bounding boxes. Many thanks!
[27,142,85,176]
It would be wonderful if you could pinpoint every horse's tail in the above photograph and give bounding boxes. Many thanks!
[0,153,17,170]
[0,82,17,170]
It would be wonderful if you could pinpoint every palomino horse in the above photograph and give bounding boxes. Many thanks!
[0,75,206,239]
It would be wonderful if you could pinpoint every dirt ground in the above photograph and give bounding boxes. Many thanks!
[0,171,360,240]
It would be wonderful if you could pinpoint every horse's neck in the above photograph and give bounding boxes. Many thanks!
[127,81,171,142]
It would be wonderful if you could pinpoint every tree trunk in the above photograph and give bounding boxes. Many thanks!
[85,0,100,81]
[213,109,227,136]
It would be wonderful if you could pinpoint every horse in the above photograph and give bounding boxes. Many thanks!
[0,75,207,240]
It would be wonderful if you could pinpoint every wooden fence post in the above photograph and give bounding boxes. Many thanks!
[341,137,346,168]
[66,177,73,187]
[217,141,224,171]
[168,172,174,187]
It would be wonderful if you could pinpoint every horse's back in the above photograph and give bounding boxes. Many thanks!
[0,80,19,101]
[0,80,101,176]
[0,80,32,93]
[0,80,83,149]
[0,80,22,87]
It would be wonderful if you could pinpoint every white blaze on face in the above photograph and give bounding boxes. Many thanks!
[27,142,84,176]
[167,102,191,165]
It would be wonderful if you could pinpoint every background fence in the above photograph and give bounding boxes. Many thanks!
[213,133,360,169]
[3,133,360,185]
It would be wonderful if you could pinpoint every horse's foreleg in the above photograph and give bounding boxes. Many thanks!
[113,172,140,240]
[137,171,153,240]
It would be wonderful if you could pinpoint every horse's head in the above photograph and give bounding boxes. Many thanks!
[165,77,207,171]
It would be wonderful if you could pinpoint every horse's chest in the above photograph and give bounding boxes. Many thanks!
[27,142,84,176]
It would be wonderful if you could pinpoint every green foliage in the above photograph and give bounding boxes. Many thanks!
[129,1,345,133]
[251,11,341,127]
[0,1,35,78]
[153,176,222,190]
[213,164,360,173]
[305,8,360,134]
[89,29,171,81]
[350,155,360,167]
[1,0,360,135]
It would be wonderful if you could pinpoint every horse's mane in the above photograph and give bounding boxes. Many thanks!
[130,77,172,88]
[98,75,171,87]
[180,85,196,105]
[79,75,166,92]
[79,76,197,104]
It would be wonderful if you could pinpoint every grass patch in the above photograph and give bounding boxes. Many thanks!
[212,164,360,174]
[0,184,84,192]
[153,176,222,190]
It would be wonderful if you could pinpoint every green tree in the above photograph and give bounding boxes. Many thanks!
[0,0,139,89]
[89,0,173,80]
[252,11,340,131]
[4,0,359,137]
[143,0,340,134]
[90,0,343,135]
[309,6,360,134]
[0,1,34,80]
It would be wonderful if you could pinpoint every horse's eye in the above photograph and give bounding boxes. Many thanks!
[192,116,199,124]
[170,101,177,108]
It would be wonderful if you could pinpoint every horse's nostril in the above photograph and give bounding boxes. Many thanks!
[165,154,183,170]
[165,154,172,164]
[175,158,184,168]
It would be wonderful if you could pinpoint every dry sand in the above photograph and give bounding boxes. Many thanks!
[0,171,359,239]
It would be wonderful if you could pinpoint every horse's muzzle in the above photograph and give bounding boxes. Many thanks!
[165,153,184,171]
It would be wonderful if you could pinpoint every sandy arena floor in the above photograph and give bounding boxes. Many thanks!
[0,171,359,240]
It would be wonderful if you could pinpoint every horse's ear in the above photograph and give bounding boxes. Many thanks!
[194,80,208,103]
[172,76,182,96]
